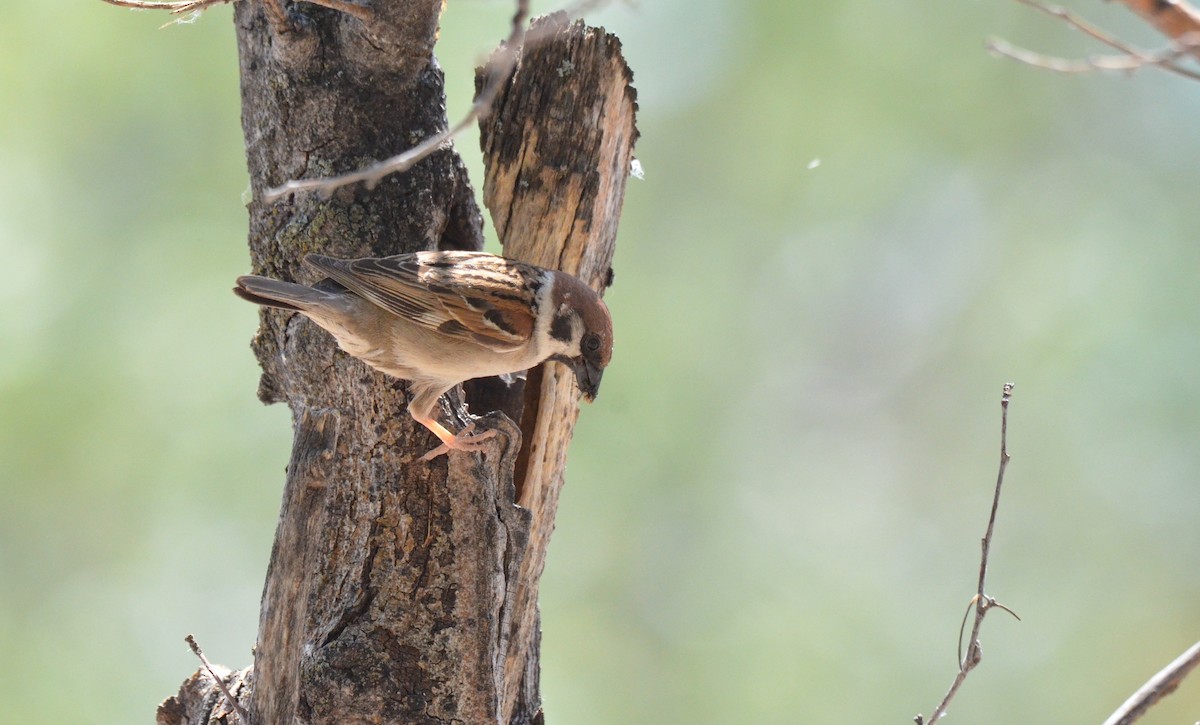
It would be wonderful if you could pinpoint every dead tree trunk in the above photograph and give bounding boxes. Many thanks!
[152,3,636,724]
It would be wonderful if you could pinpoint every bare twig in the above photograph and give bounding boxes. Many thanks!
[101,0,370,20]
[954,594,1021,671]
[915,383,1018,725]
[185,634,249,723]
[100,0,233,14]
[987,35,1200,81]
[1101,640,1200,725]
[994,0,1200,81]
[263,0,531,202]
[1014,0,1148,52]
[262,0,615,202]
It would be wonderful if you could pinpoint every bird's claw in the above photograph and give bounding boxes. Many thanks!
[420,422,498,461]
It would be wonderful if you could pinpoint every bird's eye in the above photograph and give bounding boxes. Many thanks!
[582,334,601,354]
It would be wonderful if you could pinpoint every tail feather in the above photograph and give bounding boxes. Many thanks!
[234,275,329,312]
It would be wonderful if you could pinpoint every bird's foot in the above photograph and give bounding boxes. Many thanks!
[420,422,498,461]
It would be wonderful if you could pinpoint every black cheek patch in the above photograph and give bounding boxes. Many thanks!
[550,313,574,343]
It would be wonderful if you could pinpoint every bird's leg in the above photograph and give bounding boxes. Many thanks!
[413,417,498,461]
[407,388,497,461]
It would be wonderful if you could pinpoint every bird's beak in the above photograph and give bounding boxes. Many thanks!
[557,355,603,402]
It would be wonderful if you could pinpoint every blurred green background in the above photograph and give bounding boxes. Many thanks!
[3,1,1198,722]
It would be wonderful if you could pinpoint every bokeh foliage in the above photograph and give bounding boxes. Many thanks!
[1,2,1197,722]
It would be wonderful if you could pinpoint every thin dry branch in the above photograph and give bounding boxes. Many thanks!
[100,0,233,14]
[184,634,249,724]
[100,0,370,21]
[262,0,614,202]
[915,383,1019,725]
[101,0,291,33]
[263,0,531,202]
[1101,640,1200,725]
[993,0,1200,81]
[1014,0,1145,49]
[987,35,1200,80]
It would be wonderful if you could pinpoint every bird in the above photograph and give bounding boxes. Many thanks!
[234,251,613,460]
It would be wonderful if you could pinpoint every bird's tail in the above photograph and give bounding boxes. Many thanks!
[234,276,330,312]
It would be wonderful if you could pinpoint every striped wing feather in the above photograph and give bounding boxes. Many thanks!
[305,252,538,352]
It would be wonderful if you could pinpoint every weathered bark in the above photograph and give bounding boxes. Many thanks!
[153,3,636,724]
[475,14,637,721]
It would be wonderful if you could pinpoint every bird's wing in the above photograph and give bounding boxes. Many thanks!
[305,252,540,352]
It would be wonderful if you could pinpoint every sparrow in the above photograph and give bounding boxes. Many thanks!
[234,251,613,460]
